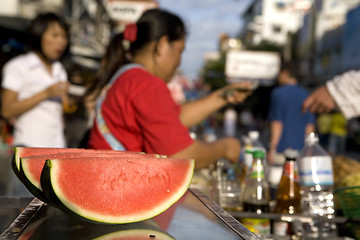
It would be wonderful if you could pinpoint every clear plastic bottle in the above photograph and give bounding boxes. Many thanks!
[297,132,336,238]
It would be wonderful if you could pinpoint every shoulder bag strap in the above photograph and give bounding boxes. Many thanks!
[95,64,142,150]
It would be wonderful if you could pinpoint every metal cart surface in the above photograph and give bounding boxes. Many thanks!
[0,188,259,240]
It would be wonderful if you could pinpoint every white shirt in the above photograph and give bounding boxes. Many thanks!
[2,52,67,147]
[326,70,360,119]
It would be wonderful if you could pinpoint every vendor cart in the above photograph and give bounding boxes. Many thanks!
[0,188,259,240]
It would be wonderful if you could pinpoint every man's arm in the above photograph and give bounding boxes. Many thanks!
[269,120,283,151]
[303,70,360,119]
[302,85,336,115]
[268,120,283,163]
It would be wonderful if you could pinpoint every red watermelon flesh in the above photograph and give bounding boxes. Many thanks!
[14,147,84,171]
[13,147,152,172]
[21,152,163,191]
[41,157,194,224]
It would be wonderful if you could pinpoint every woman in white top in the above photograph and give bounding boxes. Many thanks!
[1,12,70,147]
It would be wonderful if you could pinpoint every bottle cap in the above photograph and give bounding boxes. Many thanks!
[253,149,265,159]
[304,132,319,144]
[284,148,298,160]
[248,131,259,140]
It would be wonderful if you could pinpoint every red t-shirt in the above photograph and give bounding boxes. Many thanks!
[88,66,194,156]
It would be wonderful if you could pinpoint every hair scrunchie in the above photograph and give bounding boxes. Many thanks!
[123,23,137,42]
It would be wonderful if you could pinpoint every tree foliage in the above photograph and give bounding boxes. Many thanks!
[201,53,227,91]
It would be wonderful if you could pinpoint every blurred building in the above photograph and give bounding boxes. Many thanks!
[242,0,312,46]
[297,0,360,84]
[241,0,360,86]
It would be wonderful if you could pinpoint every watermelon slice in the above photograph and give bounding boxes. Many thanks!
[19,151,164,203]
[41,157,194,224]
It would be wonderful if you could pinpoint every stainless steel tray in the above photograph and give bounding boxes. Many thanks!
[0,188,259,240]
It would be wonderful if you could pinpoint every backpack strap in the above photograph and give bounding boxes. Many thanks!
[95,63,143,150]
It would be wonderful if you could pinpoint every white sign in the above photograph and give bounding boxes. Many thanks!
[106,0,158,24]
[225,50,281,80]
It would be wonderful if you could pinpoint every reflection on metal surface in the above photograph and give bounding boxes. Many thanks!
[0,198,43,240]
[1,200,175,240]
[1,189,259,240]
[228,211,347,224]
[189,188,260,240]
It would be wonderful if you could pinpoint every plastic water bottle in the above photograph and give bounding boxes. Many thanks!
[223,107,237,137]
[297,132,336,238]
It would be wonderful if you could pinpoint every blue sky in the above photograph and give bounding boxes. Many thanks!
[157,0,253,80]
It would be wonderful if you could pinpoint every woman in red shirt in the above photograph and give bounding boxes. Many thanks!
[87,8,252,169]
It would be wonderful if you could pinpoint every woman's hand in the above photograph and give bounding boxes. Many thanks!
[219,137,242,163]
[220,81,254,104]
[46,82,69,98]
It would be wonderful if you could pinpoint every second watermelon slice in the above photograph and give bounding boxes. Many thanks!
[41,156,194,224]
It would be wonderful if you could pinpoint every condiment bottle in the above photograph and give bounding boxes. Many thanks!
[241,149,271,237]
[273,148,302,236]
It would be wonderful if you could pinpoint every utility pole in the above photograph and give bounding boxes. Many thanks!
[309,0,319,84]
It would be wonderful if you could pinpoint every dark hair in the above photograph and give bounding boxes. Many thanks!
[85,33,126,99]
[27,12,70,60]
[130,8,186,55]
[85,8,186,99]
[280,61,297,79]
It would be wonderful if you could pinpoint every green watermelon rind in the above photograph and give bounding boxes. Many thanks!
[41,158,195,224]
[11,149,25,182]
[19,158,50,203]
[13,146,22,171]
[21,157,43,190]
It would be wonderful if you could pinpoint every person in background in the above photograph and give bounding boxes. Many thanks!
[239,107,255,135]
[1,12,70,148]
[328,111,348,157]
[302,70,360,119]
[316,113,332,148]
[64,68,89,148]
[87,9,253,169]
[268,61,315,163]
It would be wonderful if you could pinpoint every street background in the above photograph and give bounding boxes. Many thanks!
[1,0,360,238]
